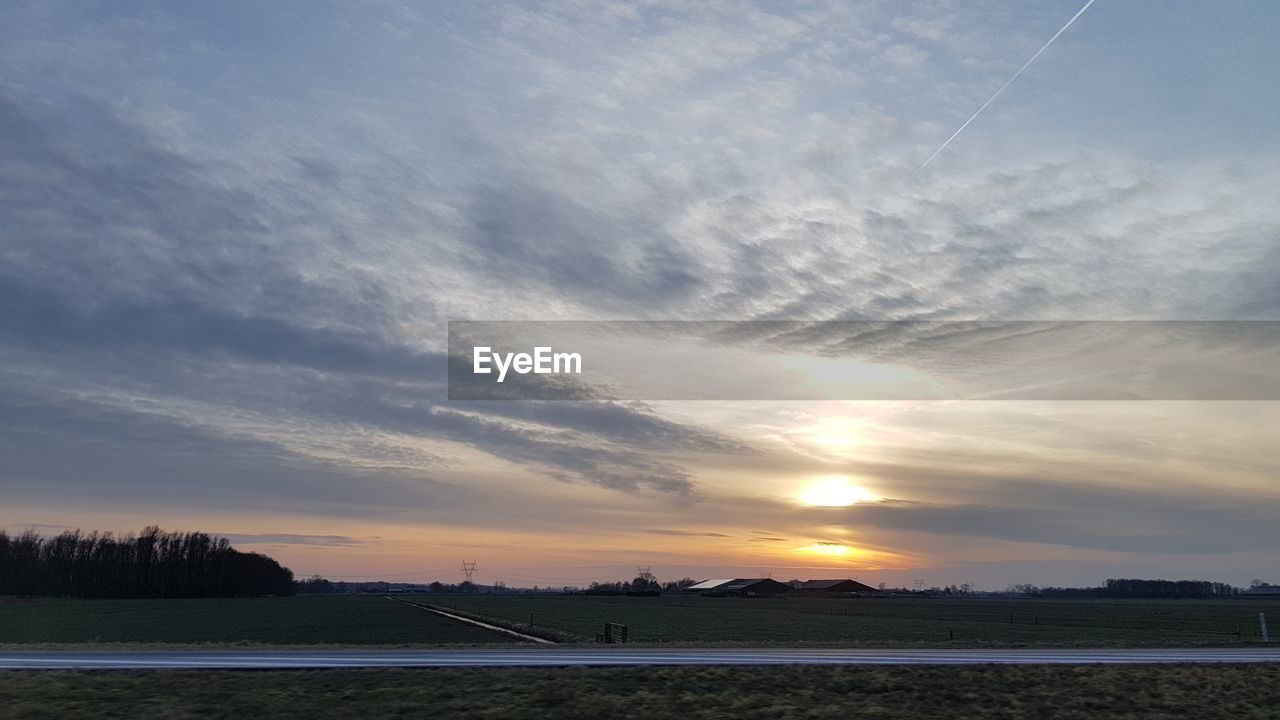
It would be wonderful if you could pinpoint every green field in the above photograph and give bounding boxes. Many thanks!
[4,594,1277,648]
[0,596,519,646]
[435,594,1280,647]
[2,665,1278,719]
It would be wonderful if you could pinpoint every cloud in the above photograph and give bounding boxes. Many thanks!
[458,184,702,309]
[0,385,464,518]
[218,533,366,548]
[818,482,1280,555]
[0,84,737,501]
[641,529,730,538]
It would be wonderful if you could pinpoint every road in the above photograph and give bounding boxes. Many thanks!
[2,648,1279,669]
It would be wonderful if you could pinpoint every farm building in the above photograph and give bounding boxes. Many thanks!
[685,579,736,592]
[684,578,791,596]
[1244,584,1280,596]
[796,579,879,594]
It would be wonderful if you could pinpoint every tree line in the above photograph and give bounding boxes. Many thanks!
[1101,578,1237,599]
[1009,579,1239,599]
[0,527,294,598]
[584,576,698,595]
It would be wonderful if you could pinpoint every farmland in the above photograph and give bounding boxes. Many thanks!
[0,595,519,646]
[3,665,1279,719]
[435,594,1280,647]
[2,593,1277,648]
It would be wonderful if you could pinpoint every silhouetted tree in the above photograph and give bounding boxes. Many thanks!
[0,527,294,598]
[1102,578,1236,599]
[295,575,335,594]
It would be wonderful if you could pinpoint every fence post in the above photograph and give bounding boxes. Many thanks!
[1261,613,1270,643]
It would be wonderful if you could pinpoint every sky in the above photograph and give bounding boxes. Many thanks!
[2,0,1279,589]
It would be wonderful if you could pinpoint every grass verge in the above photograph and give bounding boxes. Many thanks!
[1,664,1278,719]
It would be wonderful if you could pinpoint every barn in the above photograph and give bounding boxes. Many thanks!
[797,579,878,594]
[685,578,791,596]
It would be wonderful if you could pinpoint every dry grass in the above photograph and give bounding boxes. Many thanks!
[2,664,1279,719]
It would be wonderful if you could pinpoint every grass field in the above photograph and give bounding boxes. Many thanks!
[0,596,520,646]
[2,665,1278,719]
[435,594,1280,647]
[3,594,1277,648]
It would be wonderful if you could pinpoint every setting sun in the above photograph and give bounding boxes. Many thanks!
[799,542,854,557]
[798,477,879,507]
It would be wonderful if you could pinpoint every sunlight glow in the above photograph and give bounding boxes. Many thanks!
[799,542,855,557]
[797,477,879,507]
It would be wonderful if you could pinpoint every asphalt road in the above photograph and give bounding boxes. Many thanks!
[2,648,1279,669]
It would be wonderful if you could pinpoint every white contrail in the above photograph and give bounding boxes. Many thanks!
[920,0,1098,168]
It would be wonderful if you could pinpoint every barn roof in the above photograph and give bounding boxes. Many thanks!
[799,579,877,591]
[686,578,786,592]
[686,578,736,591]
[718,578,786,590]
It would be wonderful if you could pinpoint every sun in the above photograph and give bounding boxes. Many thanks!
[799,542,854,557]
[797,477,879,507]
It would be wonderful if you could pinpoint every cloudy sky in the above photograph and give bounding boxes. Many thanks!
[2,1,1279,589]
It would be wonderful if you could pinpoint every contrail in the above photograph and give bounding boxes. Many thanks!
[920,0,1098,168]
